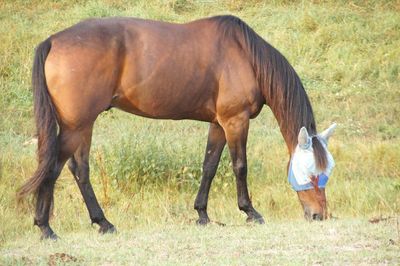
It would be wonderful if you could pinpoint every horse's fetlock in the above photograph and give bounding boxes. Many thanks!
[34,218,49,227]
[194,202,206,211]
[238,200,252,212]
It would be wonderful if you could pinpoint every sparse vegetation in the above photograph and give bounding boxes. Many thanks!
[1,220,399,265]
[0,0,399,264]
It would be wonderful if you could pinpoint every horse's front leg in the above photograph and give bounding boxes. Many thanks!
[194,123,226,225]
[220,113,265,224]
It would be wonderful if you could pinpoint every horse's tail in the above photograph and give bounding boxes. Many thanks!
[17,38,59,201]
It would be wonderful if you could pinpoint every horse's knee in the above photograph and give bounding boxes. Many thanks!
[77,163,89,184]
[202,163,218,176]
[69,157,90,184]
[233,162,247,177]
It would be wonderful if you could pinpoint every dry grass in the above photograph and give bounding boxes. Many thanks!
[1,219,399,265]
[0,0,399,263]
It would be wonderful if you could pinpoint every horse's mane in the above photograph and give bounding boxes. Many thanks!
[213,15,327,170]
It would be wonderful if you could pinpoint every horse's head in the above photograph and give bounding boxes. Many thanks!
[289,123,336,221]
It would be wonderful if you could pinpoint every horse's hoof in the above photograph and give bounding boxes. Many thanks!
[196,217,210,226]
[40,232,58,241]
[39,226,58,240]
[246,216,265,224]
[99,224,116,234]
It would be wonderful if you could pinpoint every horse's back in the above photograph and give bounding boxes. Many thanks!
[44,16,259,126]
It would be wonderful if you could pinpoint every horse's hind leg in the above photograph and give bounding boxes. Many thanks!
[194,123,226,225]
[35,177,62,239]
[35,129,80,239]
[67,126,115,234]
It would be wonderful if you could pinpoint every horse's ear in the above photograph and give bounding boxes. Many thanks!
[298,127,309,148]
[320,123,337,143]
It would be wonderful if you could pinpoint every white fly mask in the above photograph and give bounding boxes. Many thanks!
[289,124,336,189]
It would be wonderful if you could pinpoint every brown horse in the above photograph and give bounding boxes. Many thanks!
[18,15,336,239]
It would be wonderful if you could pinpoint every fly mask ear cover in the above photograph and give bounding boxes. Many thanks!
[288,136,334,191]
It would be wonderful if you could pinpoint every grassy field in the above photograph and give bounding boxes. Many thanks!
[1,219,399,265]
[0,0,399,264]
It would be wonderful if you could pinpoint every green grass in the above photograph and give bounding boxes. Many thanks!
[0,0,399,263]
[1,219,399,265]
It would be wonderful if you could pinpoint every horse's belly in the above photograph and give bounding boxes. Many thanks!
[112,86,217,122]
[115,56,219,121]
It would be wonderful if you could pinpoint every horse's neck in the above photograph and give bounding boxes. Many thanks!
[271,107,297,155]
[237,29,316,155]
[263,77,315,156]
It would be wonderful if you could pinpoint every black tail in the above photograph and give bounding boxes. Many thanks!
[17,38,59,201]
